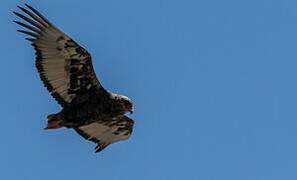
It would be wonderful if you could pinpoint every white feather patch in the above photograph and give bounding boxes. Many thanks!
[78,122,131,146]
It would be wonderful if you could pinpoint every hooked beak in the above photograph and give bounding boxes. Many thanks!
[128,104,134,114]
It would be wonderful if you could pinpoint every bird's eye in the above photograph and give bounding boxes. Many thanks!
[123,100,130,106]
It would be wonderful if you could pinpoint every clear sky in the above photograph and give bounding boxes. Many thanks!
[1,0,297,179]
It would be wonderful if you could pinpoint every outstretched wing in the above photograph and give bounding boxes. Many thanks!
[74,116,134,153]
[13,4,108,107]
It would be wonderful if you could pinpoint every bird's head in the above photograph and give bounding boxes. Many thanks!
[117,95,134,114]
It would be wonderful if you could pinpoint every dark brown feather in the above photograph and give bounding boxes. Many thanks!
[17,30,39,37]
[13,21,40,33]
[17,6,48,27]
[25,4,53,26]
[13,11,44,30]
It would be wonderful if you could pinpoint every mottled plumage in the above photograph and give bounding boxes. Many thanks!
[14,4,134,153]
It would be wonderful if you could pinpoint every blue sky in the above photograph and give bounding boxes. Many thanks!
[1,0,297,179]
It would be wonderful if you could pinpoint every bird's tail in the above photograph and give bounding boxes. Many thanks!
[45,113,64,130]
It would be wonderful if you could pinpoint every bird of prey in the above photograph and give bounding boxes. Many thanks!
[13,4,134,153]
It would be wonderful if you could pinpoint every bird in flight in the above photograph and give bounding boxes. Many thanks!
[13,4,135,153]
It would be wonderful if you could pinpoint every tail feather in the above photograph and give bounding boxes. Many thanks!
[45,114,63,130]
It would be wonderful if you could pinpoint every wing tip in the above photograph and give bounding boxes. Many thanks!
[94,143,109,153]
[12,11,20,16]
[17,29,39,37]
[25,38,35,42]
[17,5,24,10]
[24,3,32,9]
